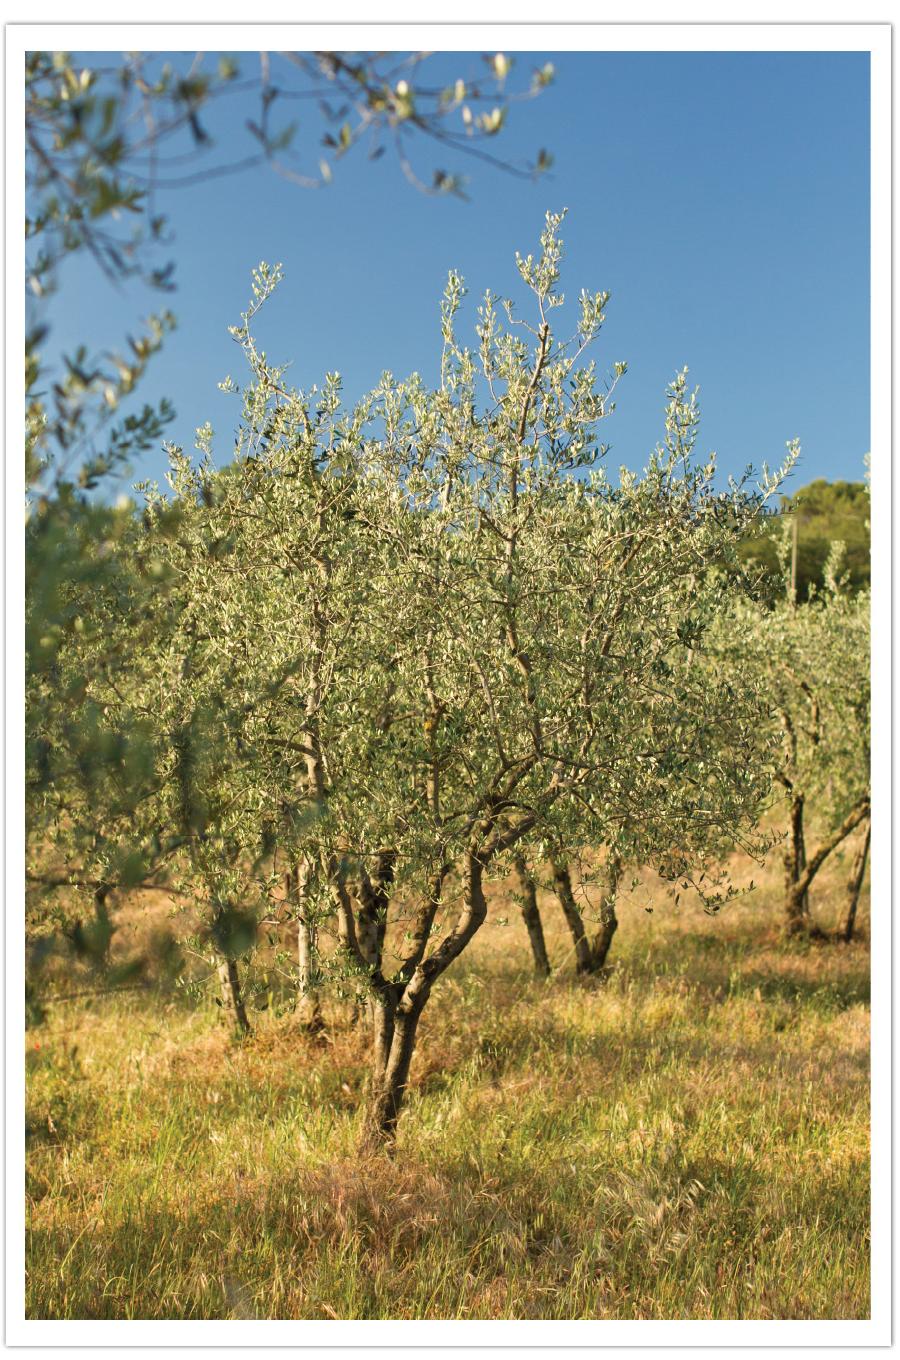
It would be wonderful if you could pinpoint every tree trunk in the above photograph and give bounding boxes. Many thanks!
[784,798,871,936]
[361,852,489,1148]
[512,854,551,978]
[352,908,378,1030]
[353,852,395,1028]
[553,858,619,975]
[372,990,398,1078]
[588,850,621,972]
[783,793,809,929]
[840,820,870,943]
[365,999,424,1147]
[93,884,113,966]
[217,957,251,1037]
[552,859,594,974]
[290,863,324,1033]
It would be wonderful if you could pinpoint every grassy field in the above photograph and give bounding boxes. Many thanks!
[25,844,870,1320]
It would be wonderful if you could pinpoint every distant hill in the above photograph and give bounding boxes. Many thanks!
[738,478,870,599]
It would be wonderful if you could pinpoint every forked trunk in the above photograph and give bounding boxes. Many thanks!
[361,852,488,1148]
[372,991,397,1077]
[353,852,395,1028]
[365,1000,424,1147]
[553,858,619,975]
[784,798,871,937]
[841,820,871,943]
[217,956,251,1037]
[512,854,551,978]
[352,909,378,1030]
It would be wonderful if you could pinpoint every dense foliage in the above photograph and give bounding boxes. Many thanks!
[28,213,808,1139]
[24,47,558,1009]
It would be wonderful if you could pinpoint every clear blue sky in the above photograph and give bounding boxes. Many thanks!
[41,50,871,495]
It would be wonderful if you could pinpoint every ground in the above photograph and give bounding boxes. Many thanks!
[25,840,870,1320]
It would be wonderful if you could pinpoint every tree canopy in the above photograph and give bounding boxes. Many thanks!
[29,211,802,1137]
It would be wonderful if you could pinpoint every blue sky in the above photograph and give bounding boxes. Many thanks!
[39,49,871,495]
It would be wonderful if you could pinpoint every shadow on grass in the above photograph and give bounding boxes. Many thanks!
[26,1126,869,1321]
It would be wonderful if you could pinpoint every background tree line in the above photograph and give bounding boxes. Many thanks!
[737,477,870,599]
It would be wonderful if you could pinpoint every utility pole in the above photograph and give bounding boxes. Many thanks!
[790,513,798,605]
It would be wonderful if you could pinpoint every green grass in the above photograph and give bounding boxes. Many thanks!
[26,858,870,1320]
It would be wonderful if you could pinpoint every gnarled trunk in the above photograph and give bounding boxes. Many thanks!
[352,910,378,1031]
[217,956,251,1037]
[372,990,397,1077]
[361,852,488,1148]
[512,854,551,978]
[353,851,395,1029]
[841,820,870,943]
[365,998,425,1146]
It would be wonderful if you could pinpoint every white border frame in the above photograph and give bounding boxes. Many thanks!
[6,19,891,1350]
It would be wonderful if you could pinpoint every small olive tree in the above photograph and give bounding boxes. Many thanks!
[60,213,795,1143]
[168,213,793,1143]
[710,550,870,936]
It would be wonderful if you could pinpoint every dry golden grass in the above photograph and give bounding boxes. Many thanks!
[26,833,870,1320]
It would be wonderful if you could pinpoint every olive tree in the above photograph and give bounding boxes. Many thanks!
[151,213,792,1145]
[710,549,870,936]
[500,407,792,980]
[25,492,185,1013]
[55,211,795,1141]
